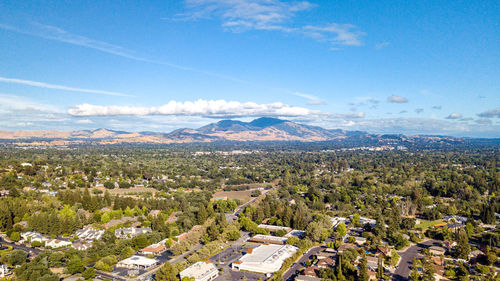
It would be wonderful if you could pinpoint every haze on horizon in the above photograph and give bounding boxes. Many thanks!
[0,0,499,137]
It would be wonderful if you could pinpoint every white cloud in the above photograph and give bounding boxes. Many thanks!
[180,0,364,48]
[446,112,463,119]
[67,99,314,117]
[293,92,326,105]
[0,76,133,97]
[387,95,408,103]
[181,0,314,31]
[302,23,365,47]
[477,108,500,118]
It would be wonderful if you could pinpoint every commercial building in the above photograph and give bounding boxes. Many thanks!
[140,243,167,256]
[116,255,158,270]
[248,234,288,245]
[257,224,292,234]
[179,261,219,281]
[232,244,298,274]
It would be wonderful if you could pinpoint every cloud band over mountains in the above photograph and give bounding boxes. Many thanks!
[68,100,314,117]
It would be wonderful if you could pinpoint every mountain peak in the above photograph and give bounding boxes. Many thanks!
[248,117,287,128]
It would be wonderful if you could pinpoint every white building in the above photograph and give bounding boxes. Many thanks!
[232,244,298,274]
[331,217,347,229]
[116,255,158,270]
[257,224,292,233]
[114,227,152,239]
[21,231,47,243]
[248,234,288,245]
[75,228,104,241]
[46,239,72,248]
[179,261,219,281]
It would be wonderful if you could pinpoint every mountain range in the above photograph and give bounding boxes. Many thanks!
[0,117,489,147]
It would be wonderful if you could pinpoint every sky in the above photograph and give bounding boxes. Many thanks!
[0,0,499,137]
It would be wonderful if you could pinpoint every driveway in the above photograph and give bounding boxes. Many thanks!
[392,239,440,280]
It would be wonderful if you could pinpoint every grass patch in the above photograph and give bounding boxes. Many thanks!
[415,219,443,230]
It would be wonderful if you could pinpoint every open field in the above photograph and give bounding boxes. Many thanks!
[212,189,254,202]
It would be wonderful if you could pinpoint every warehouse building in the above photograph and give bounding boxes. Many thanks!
[116,255,158,270]
[232,244,298,274]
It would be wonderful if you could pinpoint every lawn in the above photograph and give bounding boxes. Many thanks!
[414,219,444,230]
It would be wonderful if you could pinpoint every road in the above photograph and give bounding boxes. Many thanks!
[283,245,324,281]
[392,239,440,281]
[0,237,43,255]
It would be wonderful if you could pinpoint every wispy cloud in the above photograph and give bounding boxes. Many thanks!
[477,108,500,118]
[415,108,424,114]
[293,92,326,105]
[387,95,408,103]
[67,99,315,117]
[431,105,442,110]
[0,76,133,97]
[179,0,365,48]
[0,21,251,85]
[375,42,390,50]
[446,112,463,120]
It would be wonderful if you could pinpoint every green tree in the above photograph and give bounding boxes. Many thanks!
[336,222,347,238]
[359,257,369,281]
[8,249,27,266]
[82,267,96,280]
[155,261,178,281]
[455,230,470,259]
[66,255,85,274]
[10,231,21,242]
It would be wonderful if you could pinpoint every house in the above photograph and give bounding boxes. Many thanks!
[331,217,347,229]
[72,242,91,251]
[46,239,71,248]
[429,246,446,256]
[366,256,379,271]
[354,236,367,246]
[21,231,47,244]
[232,244,298,274]
[443,240,457,250]
[116,255,158,270]
[303,266,319,277]
[469,249,484,260]
[149,210,161,217]
[295,275,321,281]
[114,227,152,239]
[443,215,467,224]
[317,257,335,269]
[140,243,166,256]
[179,261,219,281]
[377,246,391,257]
[75,228,104,241]
[337,243,357,254]
[316,250,336,260]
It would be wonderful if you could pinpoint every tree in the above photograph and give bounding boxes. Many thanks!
[336,222,347,238]
[10,231,21,242]
[359,257,369,281]
[410,258,420,280]
[8,249,27,266]
[286,236,299,246]
[66,255,85,274]
[104,181,115,189]
[82,267,96,280]
[336,255,346,281]
[376,256,384,280]
[155,261,178,281]
[306,221,323,242]
[455,230,470,259]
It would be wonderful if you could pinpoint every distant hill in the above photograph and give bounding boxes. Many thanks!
[0,117,496,147]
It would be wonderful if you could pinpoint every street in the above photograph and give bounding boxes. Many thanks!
[392,239,440,280]
[282,246,324,281]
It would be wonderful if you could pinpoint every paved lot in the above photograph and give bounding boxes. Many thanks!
[392,239,440,280]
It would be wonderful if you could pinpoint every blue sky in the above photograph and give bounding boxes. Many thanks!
[0,0,499,137]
